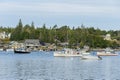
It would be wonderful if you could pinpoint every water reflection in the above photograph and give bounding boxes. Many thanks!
[15,60,28,80]
[14,59,48,80]
[0,51,120,80]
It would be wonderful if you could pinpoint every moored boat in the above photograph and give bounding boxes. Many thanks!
[54,48,82,57]
[97,51,118,56]
[81,55,102,60]
[97,48,118,56]
[14,48,30,54]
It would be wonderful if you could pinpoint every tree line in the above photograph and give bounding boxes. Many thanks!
[0,19,120,48]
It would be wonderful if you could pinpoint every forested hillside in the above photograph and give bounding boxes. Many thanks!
[0,19,120,48]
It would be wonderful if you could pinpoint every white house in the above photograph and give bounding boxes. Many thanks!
[104,34,111,41]
[0,31,11,39]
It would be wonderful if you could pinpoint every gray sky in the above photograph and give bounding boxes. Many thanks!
[0,0,120,30]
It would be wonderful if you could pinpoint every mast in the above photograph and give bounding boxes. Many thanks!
[54,25,57,51]
[66,26,69,48]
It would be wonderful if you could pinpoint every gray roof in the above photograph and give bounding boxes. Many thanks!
[24,39,40,44]
[58,42,69,46]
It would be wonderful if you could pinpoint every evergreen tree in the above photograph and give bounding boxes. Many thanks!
[30,21,35,39]
[10,19,23,41]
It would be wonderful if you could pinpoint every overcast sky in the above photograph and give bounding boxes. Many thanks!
[0,0,120,30]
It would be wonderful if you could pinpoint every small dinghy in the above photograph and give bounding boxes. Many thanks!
[14,48,31,54]
[81,55,102,60]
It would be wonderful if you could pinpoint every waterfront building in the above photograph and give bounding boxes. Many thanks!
[24,39,41,51]
[0,31,11,39]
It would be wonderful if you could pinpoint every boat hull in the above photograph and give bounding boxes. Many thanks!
[97,53,118,56]
[54,53,82,57]
[81,56,102,60]
[54,51,82,57]
[14,50,30,54]
[97,52,118,56]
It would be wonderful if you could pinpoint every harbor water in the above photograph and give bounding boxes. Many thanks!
[0,51,120,80]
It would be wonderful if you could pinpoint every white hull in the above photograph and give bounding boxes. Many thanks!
[54,53,82,57]
[81,55,102,60]
[97,52,118,56]
[6,49,14,52]
[82,52,90,55]
[54,48,82,57]
[0,48,3,51]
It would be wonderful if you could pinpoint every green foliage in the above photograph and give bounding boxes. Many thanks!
[10,19,23,40]
[0,20,120,48]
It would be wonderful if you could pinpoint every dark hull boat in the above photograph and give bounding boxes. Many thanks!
[14,49,30,54]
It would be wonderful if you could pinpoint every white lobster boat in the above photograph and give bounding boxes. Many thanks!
[97,48,118,56]
[81,55,102,60]
[54,48,82,57]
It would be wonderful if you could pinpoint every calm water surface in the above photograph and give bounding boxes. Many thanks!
[0,51,120,80]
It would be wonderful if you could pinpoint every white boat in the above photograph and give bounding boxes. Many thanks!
[80,46,91,55]
[81,51,91,55]
[54,48,82,57]
[81,55,102,60]
[6,48,14,52]
[97,48,118,56]
[0,48,3,51]
[14,48,31,54]
[97,51,118,56]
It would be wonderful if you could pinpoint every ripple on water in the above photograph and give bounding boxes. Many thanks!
[0,51,120,80]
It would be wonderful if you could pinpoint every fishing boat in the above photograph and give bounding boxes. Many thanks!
[14,48,30,54]
[97,48,118,56]
[54,48,82,57]
[81,55,102,60]
[97,51,118,56]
